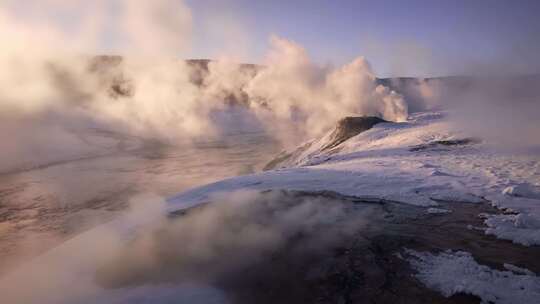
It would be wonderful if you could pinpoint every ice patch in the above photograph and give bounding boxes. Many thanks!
[405,249,540,304]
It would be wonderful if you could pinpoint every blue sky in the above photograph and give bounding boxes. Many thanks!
[186,0,540,77]
[4,0,539,77]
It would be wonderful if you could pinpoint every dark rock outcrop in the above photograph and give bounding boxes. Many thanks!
[264,116,387,170]
[410,138,481,152]
[321,116,387,151]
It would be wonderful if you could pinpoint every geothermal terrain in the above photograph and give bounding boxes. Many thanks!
[1,56,540,304]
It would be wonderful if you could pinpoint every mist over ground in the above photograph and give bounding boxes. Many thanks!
[1,1,540,304]
[0,46,408,173]
[2,0,538,174]
[0,190,371,304]
[0,0,412,174]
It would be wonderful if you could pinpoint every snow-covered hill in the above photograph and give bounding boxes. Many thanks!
[263,116,387,170]
[169,110,540,249]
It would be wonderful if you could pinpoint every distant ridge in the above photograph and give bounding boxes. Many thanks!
[86,56,540,111]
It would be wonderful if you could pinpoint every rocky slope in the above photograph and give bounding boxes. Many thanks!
[264,116,387,170]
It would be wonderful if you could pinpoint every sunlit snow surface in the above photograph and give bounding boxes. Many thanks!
[169,111,540,246]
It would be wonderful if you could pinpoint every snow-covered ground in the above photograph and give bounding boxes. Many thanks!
[168,111,540,247]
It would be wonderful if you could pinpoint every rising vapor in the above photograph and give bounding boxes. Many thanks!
[0,1,409,173]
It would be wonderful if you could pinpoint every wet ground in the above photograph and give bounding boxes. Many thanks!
[0,132,279,275]
[156,190,540,304]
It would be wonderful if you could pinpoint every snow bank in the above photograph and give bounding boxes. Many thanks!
[483,188,540,246]
[502,184,540,200]
[484,213,540,246]
[405,249,540,304]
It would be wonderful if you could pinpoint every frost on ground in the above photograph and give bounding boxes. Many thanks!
[405,249,540,304]
[167,111,540,246]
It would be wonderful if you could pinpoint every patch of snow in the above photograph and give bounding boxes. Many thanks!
[484,194,540,246]
[503,184,540,200]
[484,214,540,246]
[504,263,536,276]
[166,165,440,211]
[405,249,540,304]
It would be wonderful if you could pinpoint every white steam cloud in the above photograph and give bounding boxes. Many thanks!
[246,36,407,144]
[0,0,192,56]
[0,190,368,304]
[0,1,408,172]
[400,76,540,148]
